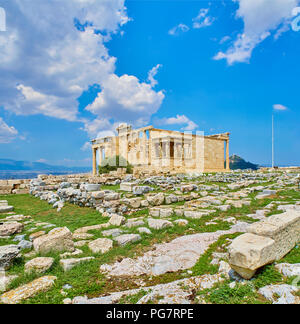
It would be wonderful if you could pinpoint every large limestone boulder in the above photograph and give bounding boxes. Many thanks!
[88,238,113,254]
[82,184,101,192]
[0,222,24,237]
[147,193,165,206]
[247,211,300,260]
[0,245,20,270]
[228,210,300,279]
[114,234,141,246]
[123,198,142,209]
[0,276,57,304]
[120,182,135,192]
[102,228,123,237]
[133,186,151,195]
[150,207,173,218]
[125,218,145,228]
[228,233,276,279]
[148,218,173,230]
[104,192,120,201]
[181,184,197,193]
[25,257,54,274]
[33,227,75,254]
[91,191,105,199]
[0,206,14,214]
[109,214,126,226]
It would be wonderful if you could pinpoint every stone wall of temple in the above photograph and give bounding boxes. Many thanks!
[92,125,230,175]
[204,138,225,171]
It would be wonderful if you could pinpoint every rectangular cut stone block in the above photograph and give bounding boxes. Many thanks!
[247,211,300,260]
[91,191,105,199]
[0,276,56,304]
[159,208,173,218]
[229,210,300,279]
[120,182,135,192]
[149,208,160,217]
[228,233,276,273]
[0,206,14,213]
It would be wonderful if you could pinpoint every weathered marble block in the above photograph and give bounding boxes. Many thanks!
[228,211,300,279]
[120,182,135,192]
[33,227,75,254]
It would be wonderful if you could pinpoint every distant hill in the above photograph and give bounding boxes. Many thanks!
[229,155,259,170]
[0,159,91,173]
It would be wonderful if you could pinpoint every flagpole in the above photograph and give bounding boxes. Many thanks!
[272,112,274,169]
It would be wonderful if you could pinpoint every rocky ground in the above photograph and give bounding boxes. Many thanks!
[0,170,299,304]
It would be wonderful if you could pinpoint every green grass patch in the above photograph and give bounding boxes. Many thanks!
[203,282,267,304]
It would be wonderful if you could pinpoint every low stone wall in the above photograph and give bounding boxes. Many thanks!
[228,210,300,279]
[0,172,120,195]
[0,179,31,195]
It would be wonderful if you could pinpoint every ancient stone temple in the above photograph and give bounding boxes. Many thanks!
[91,124,230,175]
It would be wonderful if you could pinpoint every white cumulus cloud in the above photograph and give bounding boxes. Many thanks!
[0,117,18,143]
[0,1,128,121]
[157,114,198,131]
[148,64,162,87]
[214,0,298,65]
[168,24,190,36]
[0,0,165,139]
[86,70,165,129]
[193,8,215,29]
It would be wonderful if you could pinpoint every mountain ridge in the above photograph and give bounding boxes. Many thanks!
[229,155,259,170]
[0,159,90,172]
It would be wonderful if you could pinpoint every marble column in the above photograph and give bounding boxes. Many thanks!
[226,140,230,170]
[92,147,97,176]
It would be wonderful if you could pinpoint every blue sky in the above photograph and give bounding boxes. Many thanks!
[0,0,299,167]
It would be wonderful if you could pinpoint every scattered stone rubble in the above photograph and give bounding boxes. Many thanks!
[0,169,299,304]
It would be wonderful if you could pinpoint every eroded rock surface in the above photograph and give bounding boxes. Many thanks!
[0,245,20,270]
[72,274,224,304]
[100,222,249,277]
[0,222,24,237]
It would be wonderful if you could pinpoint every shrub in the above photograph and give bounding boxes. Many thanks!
[98,155,133,174]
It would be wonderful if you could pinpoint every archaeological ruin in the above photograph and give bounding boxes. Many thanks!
[91,124,230,175]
